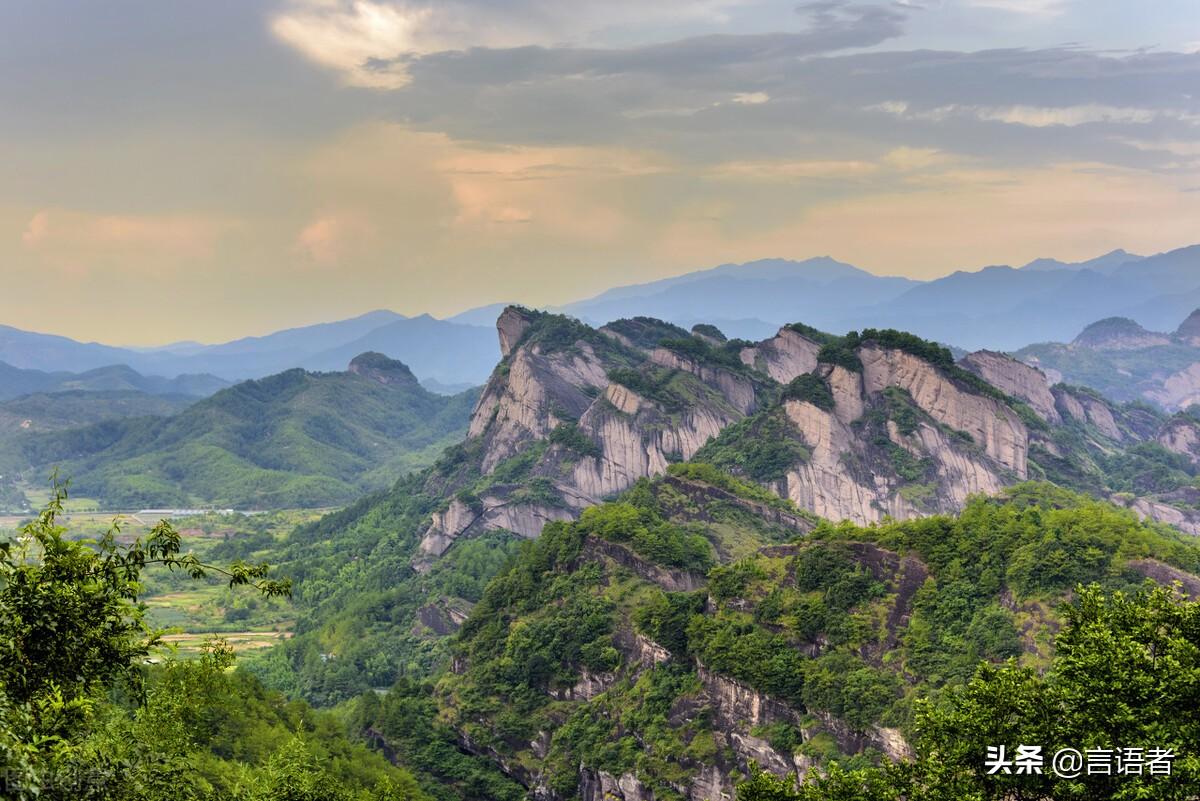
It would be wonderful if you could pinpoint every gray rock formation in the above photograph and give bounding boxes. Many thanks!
[1145,364,1200,412]
[860,346,1029,475]
[1053,386,1126,441]
[960,350,1061,423]
[739,327,822,383]
[420,308,1200,566]
[1158,415,1200,466]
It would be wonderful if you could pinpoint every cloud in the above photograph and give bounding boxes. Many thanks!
[271,1,433,89]
[874,101,1171,127]
[270,0,911,88]
[964,0,1069,16]
[295,214,373,264]
[20,209,228,259]
[880,146,955,170]
[709,158,880,180]
[732,91,770,104]
[371,41,1199,176]
[21,211,50,247]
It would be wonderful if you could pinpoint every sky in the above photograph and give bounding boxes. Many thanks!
[2,0,1199,345]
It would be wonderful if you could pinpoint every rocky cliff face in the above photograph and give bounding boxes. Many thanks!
[960,350,1061,423]
[419,308,773,556]
[1053,385,1126,441]
[738,326,822,383]
[1145,363,1200,412]
[418,309,1200,564]
[860,346,1029,476]
[780,395,1011,525]
[1158,415,1200,466]
[466,321,611,472]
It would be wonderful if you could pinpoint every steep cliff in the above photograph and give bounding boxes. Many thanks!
[271,310,1200,781]
[699,334,1033,525]
[416,308,776,559]
[738,325,824,384]
[422,311,1198,553]
[414,473,1200,801]
[1158,414,1200,466]
[960,350,1061,424]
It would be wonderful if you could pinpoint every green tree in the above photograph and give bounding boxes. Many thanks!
[737,583,1200,801]
[0,478,289,800]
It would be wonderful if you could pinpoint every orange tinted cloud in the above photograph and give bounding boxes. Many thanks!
[20,209,229,261]
[295,214,373,265]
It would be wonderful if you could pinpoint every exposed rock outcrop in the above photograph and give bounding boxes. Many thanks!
[780,395,1010,525]
[1053,386,1126,441]
[1157,415,1200,466]
[577,535,707,592]
[416,495,575,568]
[961,350,1061,423]
[1144,363,1200,412]
[1127,558,1200,598]
[860,346,1029,476]
[738,327,822,384]
[412,599,473,637]
[426,309,1200,563]
[650,347,758,416]
[497,306,535,357]
[580,770,656,801]
[1112,495,1200,537]
[468,342,610,472]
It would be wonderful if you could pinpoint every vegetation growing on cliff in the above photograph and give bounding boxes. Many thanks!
[737,583,1200,801]
[693,408,810,482]
[411,476,1200,799]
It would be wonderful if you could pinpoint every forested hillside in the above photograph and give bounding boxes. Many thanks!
[0,353,478,508]
[378,472,1200,800]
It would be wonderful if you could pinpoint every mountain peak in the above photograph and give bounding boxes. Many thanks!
[1020,248,1142,273]
[347,351,419,386]
[1072,317,1170,351]
[1176,309,1200,346]
[496,305,541,357]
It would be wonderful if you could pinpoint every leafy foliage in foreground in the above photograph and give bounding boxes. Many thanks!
[0,482,424,801]
[737,584,1200,801]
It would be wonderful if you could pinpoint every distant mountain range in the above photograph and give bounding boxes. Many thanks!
[0,353,479,510]
[0,311,496,390]
[2,243,1198,390]
[0,360,228,401]
[552,245,1200,350]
